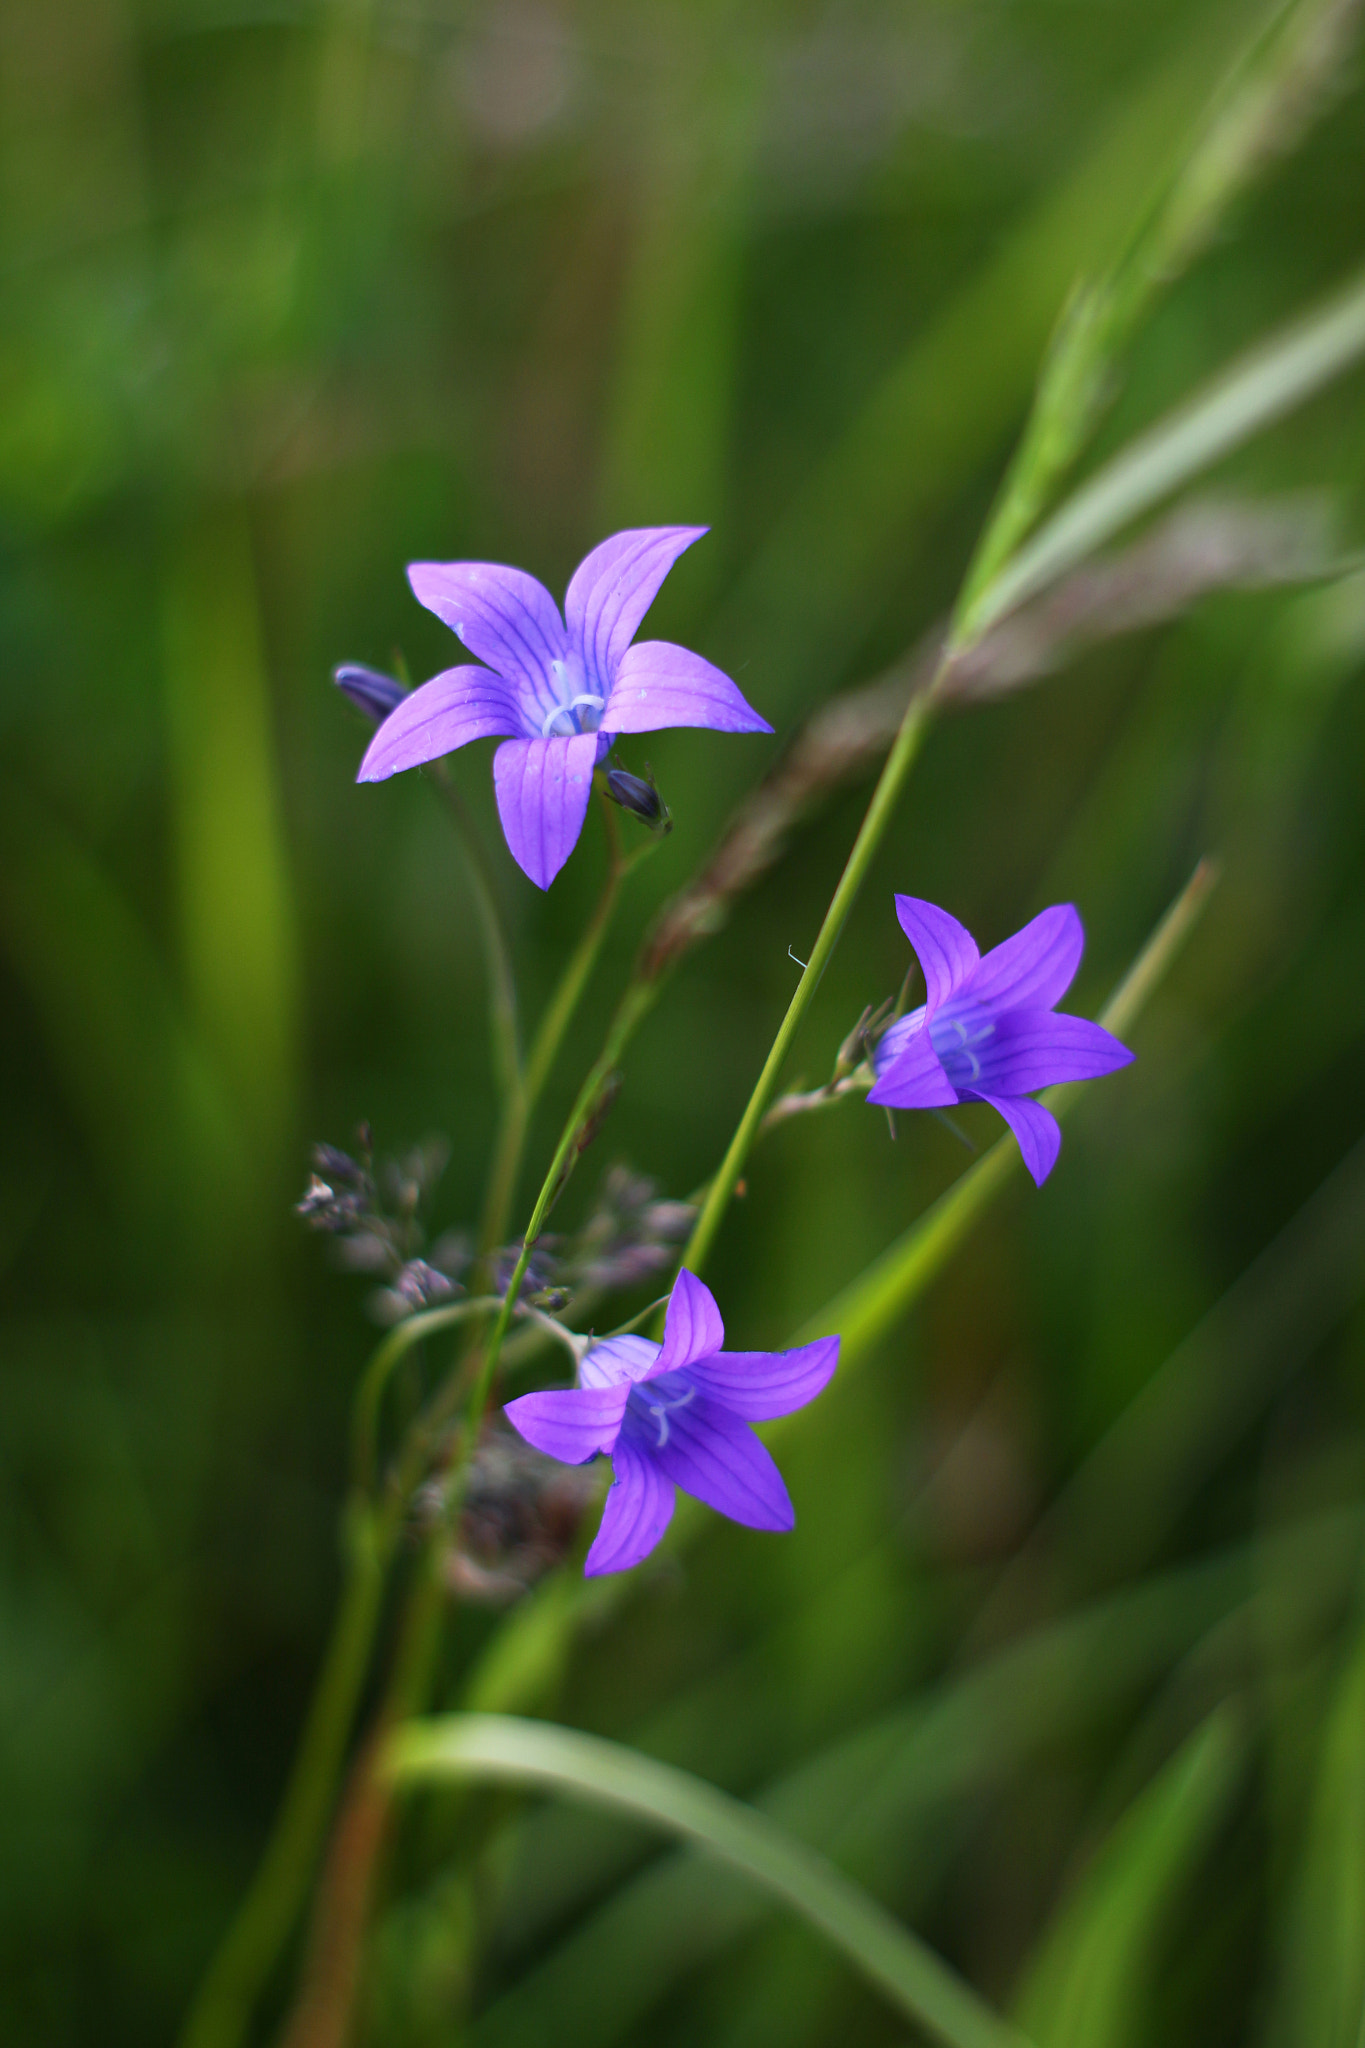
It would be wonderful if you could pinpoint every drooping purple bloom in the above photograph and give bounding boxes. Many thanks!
[503,1270,839,1575]
[867,897,1134,1186]
[356,528,772,889]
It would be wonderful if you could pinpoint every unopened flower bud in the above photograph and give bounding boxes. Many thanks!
[334,664,408,726]
[605,766,668,827]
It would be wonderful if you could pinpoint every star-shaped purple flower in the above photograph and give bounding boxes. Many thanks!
[356,527,772,889]
[503,1271,839,1575]
[867,896,1135,1186]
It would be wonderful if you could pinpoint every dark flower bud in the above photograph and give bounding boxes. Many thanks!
[530,1285,572,1312]
[334,664,408,726]
[605,766,667,826]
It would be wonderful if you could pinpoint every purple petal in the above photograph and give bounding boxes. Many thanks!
[408,561,565,718]
[606,642,773,736]
[584,1435,675,1575]
[565,527,707,690]
[504,1383,629,1464]
[893,897,980,1018]
[976,1092,1062,1186]
[866,1023,958,1109]
[646,1394,794,1532]
[969,904,1084,1014]
[685,1336,839,1422]
[492,732,600,889]
[579,1333,659,1391]
[653,1268,725,1377]
[961,1008,1135,1096]
[873,1007,926,1070]
[357,666,523,781]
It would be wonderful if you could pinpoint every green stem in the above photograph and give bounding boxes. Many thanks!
[469,977,660,1432]
[680,694,933,1281]
[477,794,631,1259]
[351,1297,503,1496]
[425,764,521,1103]
[178,1504,388,2048]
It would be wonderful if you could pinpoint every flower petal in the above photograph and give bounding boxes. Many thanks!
[648,1394,794,1532]
[873,1007,926,1069]
[565,527,707,690]
[969,904,1084,1013]
[584,1435,675,1575]
[653,1268,725,1377]
[686,1335,839,1421]
[408,560,565,719]
[492,732,600,889]
[866,1022,959,1109]
[962,1008,1135,1096]
[357,666,523,781]
[503,1383,629,1464]
[578,1333,660,1390]
[974,1092,1062,1186]
[893,897,980,1018]
[606,641,773,735]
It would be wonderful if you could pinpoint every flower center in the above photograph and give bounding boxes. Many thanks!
[929,1003,996,1086]
[633,1379,696,1449]
[540,660,606,738]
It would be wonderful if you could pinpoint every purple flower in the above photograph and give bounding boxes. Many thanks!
[503,1270,839,1575]
[357,527,772,888]
[867,897,1134,1186]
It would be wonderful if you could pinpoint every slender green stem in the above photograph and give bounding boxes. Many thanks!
[680,694,933,1281]
[351,1297,503,1495]
[478,796,634,1259]
[425,763,521,1102]
[178,1505,388,2048]
[469,977,660,1432]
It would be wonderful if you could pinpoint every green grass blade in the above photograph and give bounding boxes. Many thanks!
[386,1713,1031,2048]
[460,1519,1365,2048]
[713,0,1283,709]
[1014,1708,1246,2048]
[960,264,1365,646]
[954,0,1365,629]
[1270,1618,1365,2047]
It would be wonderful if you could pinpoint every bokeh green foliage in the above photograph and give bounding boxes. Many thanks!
[2,0,1365,2043]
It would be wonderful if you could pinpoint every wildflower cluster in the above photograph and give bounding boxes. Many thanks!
[312,529,1137,1586]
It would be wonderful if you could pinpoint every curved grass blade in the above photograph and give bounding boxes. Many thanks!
[386,1713,1031,2048]
[458,1513,1365,2048]
[1014,1707,1246,2048]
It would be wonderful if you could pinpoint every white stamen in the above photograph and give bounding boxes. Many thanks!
[646,1381,696,1449]
[539,692,607,739]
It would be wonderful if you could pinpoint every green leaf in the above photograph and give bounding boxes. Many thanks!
[1013,1707,1246,2048]
[386,1712,1031,2048]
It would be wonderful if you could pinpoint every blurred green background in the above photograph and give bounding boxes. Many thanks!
[3,0,1365,2043]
